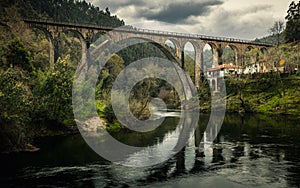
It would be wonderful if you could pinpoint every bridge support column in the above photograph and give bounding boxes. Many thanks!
[175,148,185,173]
[217,45,223,65]
[49,31,60,68]
[194,48,202,89]
[80,39,88,68]
[181,50,185,70]
[50,38,59,68]
[212,48,219,66]
[49,38,55,69]
[237,52,243,66]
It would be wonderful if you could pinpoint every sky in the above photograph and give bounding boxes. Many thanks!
[87,0,293,40]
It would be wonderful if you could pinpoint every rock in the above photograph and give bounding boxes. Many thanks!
[75,116,106,133]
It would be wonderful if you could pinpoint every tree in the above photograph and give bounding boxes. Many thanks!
[6,38,33,72]
[270,21,284,46]
[105,7,111,16]
[285,1,300,42]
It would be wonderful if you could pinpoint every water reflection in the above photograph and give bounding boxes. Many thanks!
[0,114,299,187]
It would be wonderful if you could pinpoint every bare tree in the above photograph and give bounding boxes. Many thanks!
[270,21,285,46]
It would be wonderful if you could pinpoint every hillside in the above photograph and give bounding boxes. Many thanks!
[254,32,285,45]
[0,0,124,27]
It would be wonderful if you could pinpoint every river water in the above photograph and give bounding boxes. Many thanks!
[0,113,299,187]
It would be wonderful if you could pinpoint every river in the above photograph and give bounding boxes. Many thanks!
[0,113,299,187]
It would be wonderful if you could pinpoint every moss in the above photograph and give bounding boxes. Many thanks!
[96,100,107,118]
[106,121,123,132]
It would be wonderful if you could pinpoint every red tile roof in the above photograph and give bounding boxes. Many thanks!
[207,64,243,71]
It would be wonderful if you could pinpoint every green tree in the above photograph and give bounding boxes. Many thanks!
[6,38,33,72]
[33,55,74,125]
[0,68,32,151]
[285,1,300,42]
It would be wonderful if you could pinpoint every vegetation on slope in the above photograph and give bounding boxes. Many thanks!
[0,0,124,27]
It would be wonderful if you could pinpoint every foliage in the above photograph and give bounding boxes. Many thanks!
[33,55,75,125]
[254,33,285,45]
[222,46,235,65]
[267,43,300,72]
[203,49,213,68]
[285,1,300,42]
[5,38,33,72]
[225,74,300,115]
[0,68,32,151]
[184,55,195,82]
[4,0,125,27]
[0,0,124,27]
[57,32,82,66]
[244,48,263,65]
[0,0,128,152]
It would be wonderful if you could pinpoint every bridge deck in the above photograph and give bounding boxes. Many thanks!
[23,19,274,47]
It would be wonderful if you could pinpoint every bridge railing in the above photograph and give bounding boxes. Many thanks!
[130,27,272,46]
[23,18,274,46]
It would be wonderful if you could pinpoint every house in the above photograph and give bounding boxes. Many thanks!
[206,64,244,78]
[205,64,243,95]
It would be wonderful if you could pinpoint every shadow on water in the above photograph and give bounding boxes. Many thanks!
[0,113,299,187]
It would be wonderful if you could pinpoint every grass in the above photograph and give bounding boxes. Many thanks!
[226,74,300,115]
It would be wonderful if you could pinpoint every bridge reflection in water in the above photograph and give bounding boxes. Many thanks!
[1,113,299,187]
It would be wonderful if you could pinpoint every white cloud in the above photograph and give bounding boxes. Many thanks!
[87,0,293,40]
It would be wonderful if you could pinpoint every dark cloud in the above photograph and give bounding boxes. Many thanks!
[90,0,147,12]
[137,0,223,24]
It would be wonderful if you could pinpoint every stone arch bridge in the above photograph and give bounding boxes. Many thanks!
[24,19,273,88]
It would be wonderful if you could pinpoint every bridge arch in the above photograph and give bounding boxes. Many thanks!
[89,36,196,101]
[62,29,94,67]
[260,47,268,57]
[104,36,182,67]
[203,42,219,66]
[91,31,107,43]
[30,26,56,68]
[222,45,238,65]
[183,41,196,83]
[164,38,181,59]
[243,46,255,66]
[165,39,177,55]
[202,43,213,70]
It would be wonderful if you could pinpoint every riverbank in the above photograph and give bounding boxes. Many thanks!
[201,74,300,116]
[1,73,299,153]
[228,74,299,115]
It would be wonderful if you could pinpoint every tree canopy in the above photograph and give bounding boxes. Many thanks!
[285,1,300,42]
[0,0,124,27]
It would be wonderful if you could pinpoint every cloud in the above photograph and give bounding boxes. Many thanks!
[136,0,223,24]
[86,0,290,40]
[89,0,147,12]
[211,5,274,38]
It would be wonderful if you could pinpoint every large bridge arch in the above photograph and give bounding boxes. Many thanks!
[97,36,182,67]
[90,36,195,100]
[30,26,56,68]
